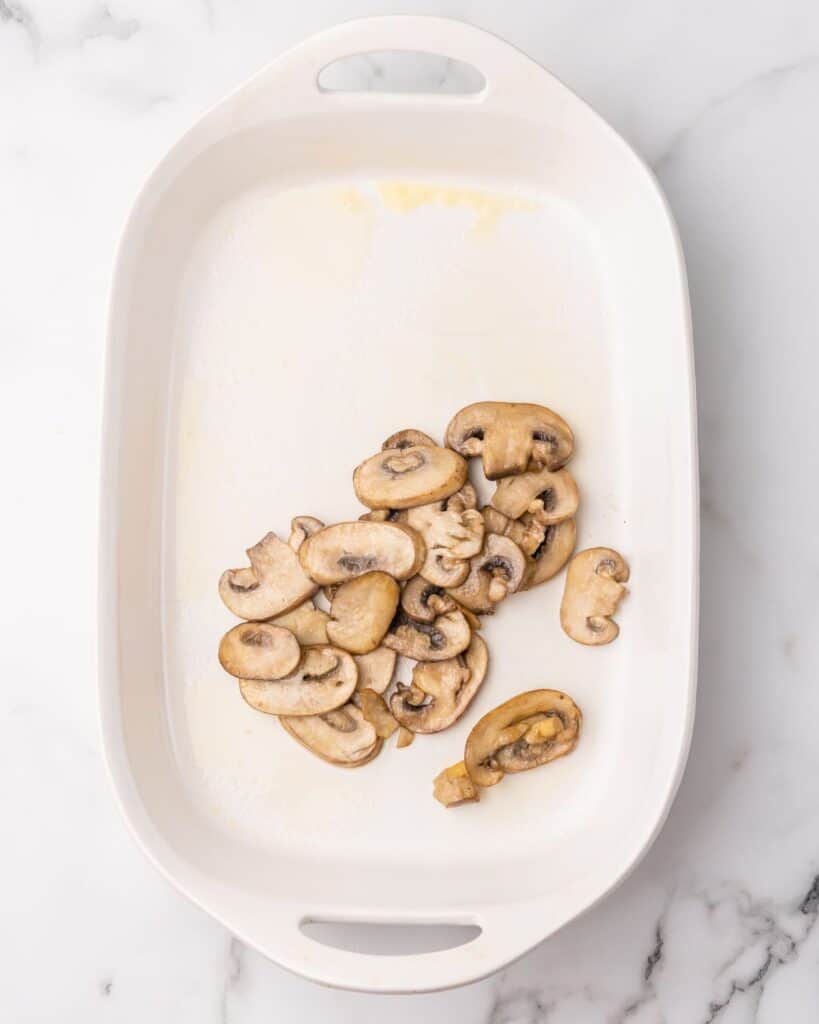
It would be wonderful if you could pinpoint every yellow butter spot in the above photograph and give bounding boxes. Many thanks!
[332,186,368,214]
[377,181,536,235]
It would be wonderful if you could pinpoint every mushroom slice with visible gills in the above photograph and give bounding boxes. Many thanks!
[383,609,471,662]
[354,444,467,510]
[465,689,582,788]
[401,575,460,623]
[481,506,546,557]
[280,702,381,767]
[491,466,579,524]
[560,547,629,645]
[358,688,399,738]
[239,644,357,716]
[523,518,577,588]
[288,516,325,551]
[326,571,400,655]
[218,531,318,620]
[447,534,526,613]
[433,761,480,807]
[445,401,574,479]
[218,622,300,681]
[382,429,438,450]
[354,646,397,694]
[268,600,329,645]
[299,521,425,586]
[390,634,488,734]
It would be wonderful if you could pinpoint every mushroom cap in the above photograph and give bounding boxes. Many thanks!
[433,761,480,807]
[491,466,579,523]
[288,516,325,551]
[353,646,397,694]
[382,429,438,450]
[268,600,329,645]
[390,634,489,734]
[218,622,301,681]
[465,689,582,788]
[239,644,357,716]
[560,547,629,645]
[404,502,485,588]
[401,575,460,623]
[280,703,381,767]
[218,531,318,620]
[384,609,472,661]
[445,401,574,480]
[298,521,425,585]
[354,444,467,510]
[523,518,577,588]
[326,571,401,655]
[446,534,527,613]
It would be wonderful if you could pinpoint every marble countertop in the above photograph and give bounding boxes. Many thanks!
[4,1,819,1020]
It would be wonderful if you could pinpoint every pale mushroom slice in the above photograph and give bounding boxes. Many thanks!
[465,689,582,788]
[390,634,488,734]
[218,622,300,681]
[268,600,329,645]
[382,428,437,450]
[401,575,461,622]
[354,444,467,510]
[218,531,318,620]
[446,534,526,613]
[445,401,574,479]
[299,521,425,585]
[354,646,397,694]
[281,703,381,768]
[358,688,399,739]
[560,547,629,645]
[491,466,579,524]
[384,609,471,662]
[404,500,485,588]
[239,644,356,716]
[288,516,325,551]
[326,571,400,654]
[433,761,480,808]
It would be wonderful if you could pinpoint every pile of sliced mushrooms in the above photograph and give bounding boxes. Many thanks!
[217,402,630,807]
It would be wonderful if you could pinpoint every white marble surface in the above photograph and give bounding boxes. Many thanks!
[3,1,819,1020]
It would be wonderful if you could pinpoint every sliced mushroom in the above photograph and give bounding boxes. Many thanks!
[239,645,356,716]
[446,534,526,613]
[299,521,425,585]
[280,703,381,767]
[326,571,400,654]
[354,444,467,510]
[444,482,478,513]
[445,401,574,479]
[384,609,471,661]
[390,634,488,734]
[433,761,480,808]
[382,429,437,450]
[560,547,629,645]
[404,501,485,588]
[491,466,579,524]
[396,726,415,749]
[218,531,318,620]
[523,518,577,588]
[481,506,547,556]
[354,646,397,694]
[218,622,300,681]
[268,600,329,645]
[464,689,582,788]
[358,688,399,739]
[401,575,459,622]
[288,516,325,551]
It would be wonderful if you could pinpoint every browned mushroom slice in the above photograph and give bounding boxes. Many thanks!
[299,521,425,585]
[491,466,579,524]
[401,575,459,622]
[383,609,471,661]
[464,689,582,788]
[560,547,629,645]
[445,401,574,479]
[281,702,381,767]
[218,531,318,620]
[218,622,300,681]
[446,534,526,613]
[523,518,577,588]
[326,571,400,654]
[354,444,467,510]
[358,688,399,738]
[268,600,329,645]
[288,516,326,551]
[433,761,480,807]
[390,634,488,734]
[382,429,438,450]
[354,646,397,694]
[239,645,357,716]
[481,506,545,556]
[396,726,415,749]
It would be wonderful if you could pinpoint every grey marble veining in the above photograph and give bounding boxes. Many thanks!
[3,1,819,1020]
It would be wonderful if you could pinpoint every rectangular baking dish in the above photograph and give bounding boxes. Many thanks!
[99,16,698,993]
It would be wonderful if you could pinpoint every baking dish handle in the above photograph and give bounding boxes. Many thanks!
[253,15,547,111]
[265,902,549,993]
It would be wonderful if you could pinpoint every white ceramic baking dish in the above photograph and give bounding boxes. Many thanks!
[99,16,698,993]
